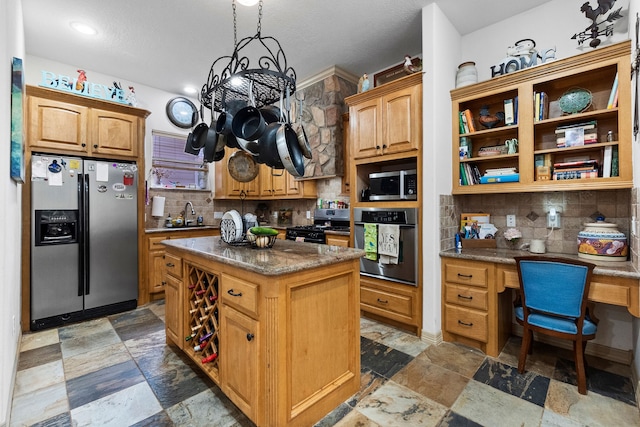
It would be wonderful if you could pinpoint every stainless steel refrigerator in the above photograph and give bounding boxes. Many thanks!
[30,153,138,330]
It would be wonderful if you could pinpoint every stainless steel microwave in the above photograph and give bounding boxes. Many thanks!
[368,170,417,201]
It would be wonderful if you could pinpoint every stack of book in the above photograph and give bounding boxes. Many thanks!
[534,91,549,122]
[503,97,518,125]
[458,109,476,134]
[555,120,598,147]
[459,163,482,185]
[552,159,599,180]
[607,72,619,109]
[479,167,519,184]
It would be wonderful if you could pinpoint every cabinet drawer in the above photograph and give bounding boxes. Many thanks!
[149,235,169,251]
[164,253,182,279]
[444,284,488,310]
[444,304,488,343]
[361,286,413,318]
[444,263,488,288]
[221,274,259,317]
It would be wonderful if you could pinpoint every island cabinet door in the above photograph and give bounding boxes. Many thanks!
[164,273,182,348]
[220,305,259,423]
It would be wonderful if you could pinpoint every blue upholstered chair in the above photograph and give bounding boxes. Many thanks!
[514,256,597,395]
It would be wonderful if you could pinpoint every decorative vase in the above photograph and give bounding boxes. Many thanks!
[507,238,520,250]
[456,62,478,88]
[577,220,628,262]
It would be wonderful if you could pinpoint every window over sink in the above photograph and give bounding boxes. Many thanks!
[151,130,209,190]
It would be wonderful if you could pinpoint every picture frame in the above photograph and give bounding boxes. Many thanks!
[10,57,25,183]
[373,56,421,87]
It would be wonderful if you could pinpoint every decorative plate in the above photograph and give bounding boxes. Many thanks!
[558,88,592,114]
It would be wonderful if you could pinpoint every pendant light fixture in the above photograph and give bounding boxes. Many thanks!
[200,0,296,113]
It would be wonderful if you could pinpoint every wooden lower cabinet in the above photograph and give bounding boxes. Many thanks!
[360,275,421,336]
[143,228,218,303]
[325,234,350,247]
[164,272,183,348]
[163,247,360,427]
[220,306,259,419]
[440,257,515,357]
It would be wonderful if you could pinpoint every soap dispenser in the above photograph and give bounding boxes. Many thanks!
[165,213,173,228]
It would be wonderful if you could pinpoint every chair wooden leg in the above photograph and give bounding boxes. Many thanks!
[574,340,588,395]
[518,327,531,374]
[527,329,533,354]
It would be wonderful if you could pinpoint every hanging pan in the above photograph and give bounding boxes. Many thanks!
[292,94,312,159]
[227,150,260,182]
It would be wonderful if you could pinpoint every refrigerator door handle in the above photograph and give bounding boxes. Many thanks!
[83,173,90,296]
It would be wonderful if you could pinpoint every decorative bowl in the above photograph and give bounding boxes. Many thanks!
[558,88,592,114]
[577,221,628,262]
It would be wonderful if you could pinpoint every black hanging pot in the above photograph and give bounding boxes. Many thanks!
[184,131,200,155]
[216,100,246,136]
[256,121,284,168]
[276,122,305,177]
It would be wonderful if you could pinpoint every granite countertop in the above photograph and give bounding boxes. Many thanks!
[440,248,640,279]
[162,236,365,276]
[145,225,219,233]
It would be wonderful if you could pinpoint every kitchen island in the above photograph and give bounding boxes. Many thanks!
[161,236,364,427]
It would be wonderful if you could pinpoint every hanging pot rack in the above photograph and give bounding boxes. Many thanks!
[200,0,296,113]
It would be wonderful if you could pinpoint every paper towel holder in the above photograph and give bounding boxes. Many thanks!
[151,196,166,217]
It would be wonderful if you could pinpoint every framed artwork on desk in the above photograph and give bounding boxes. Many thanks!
[10,57,25,183]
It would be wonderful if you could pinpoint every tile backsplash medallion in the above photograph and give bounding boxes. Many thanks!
[440,189,632,257]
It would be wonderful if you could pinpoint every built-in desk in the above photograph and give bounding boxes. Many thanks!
[440,248,640,357]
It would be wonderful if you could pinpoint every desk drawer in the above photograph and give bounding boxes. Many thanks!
[445,284,488,310]
[444,263,488,288]
[221,274,259,317]
[444,304,488,343]
[164,253,182,279]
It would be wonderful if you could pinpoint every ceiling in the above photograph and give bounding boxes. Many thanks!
[22,0,552,97]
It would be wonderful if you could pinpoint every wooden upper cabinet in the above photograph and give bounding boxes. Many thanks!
[90,108,138,157]
[259,165,287,197]
[341,113,350,195]
[26,86,148,159]
[214,149,317,200]
[28,97,89,153]
[346,73,422,161]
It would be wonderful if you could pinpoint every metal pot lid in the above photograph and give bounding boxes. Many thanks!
[228,150,259,182]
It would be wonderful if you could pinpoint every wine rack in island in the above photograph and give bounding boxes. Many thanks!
[451,40,631,194]
[184,264,220,377]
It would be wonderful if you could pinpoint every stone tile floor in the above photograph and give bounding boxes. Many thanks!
[9,300,640,426]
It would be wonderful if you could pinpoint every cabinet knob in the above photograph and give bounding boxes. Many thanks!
[376,145,381,150]
[376,298,388,304]
[227,289,243,297]
[166,262,175,267]
[457,294,473,300]
[246,333,254,341]
[161,281,166,286]
[93,144,98,149]
[382,144,387,149]
[458,320,473,327]
[81,143,86,147]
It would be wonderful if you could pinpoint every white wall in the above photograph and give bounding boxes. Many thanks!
[423,0,637,352]
[420,4,460,341]
[1,0,25,424]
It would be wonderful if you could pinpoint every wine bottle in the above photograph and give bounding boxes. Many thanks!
[202,353,218,364]
[199,331,213,343]
[195,289,206,296]
[194,340,208,351]
[185,334,195,341]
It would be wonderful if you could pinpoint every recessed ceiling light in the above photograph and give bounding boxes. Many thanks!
[70,21,98,35]
[183,86,198,94]
[237,0,259,6]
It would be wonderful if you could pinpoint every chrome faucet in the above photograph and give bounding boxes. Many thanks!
[184,201,196,225]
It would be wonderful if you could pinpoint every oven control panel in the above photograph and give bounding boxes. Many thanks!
[359,210,408,224]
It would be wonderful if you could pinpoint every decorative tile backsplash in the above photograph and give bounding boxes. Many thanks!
[441,189,632,257]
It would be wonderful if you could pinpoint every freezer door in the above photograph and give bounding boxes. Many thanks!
[31,155,84,320]
[84,160,138,309]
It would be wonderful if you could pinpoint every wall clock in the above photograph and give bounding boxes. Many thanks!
[166,97,198,128]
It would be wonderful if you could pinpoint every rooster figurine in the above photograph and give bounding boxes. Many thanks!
[403,55,422,74]
[478,105,505,129]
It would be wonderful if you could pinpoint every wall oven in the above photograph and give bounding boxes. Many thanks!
[353,207,418,286]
